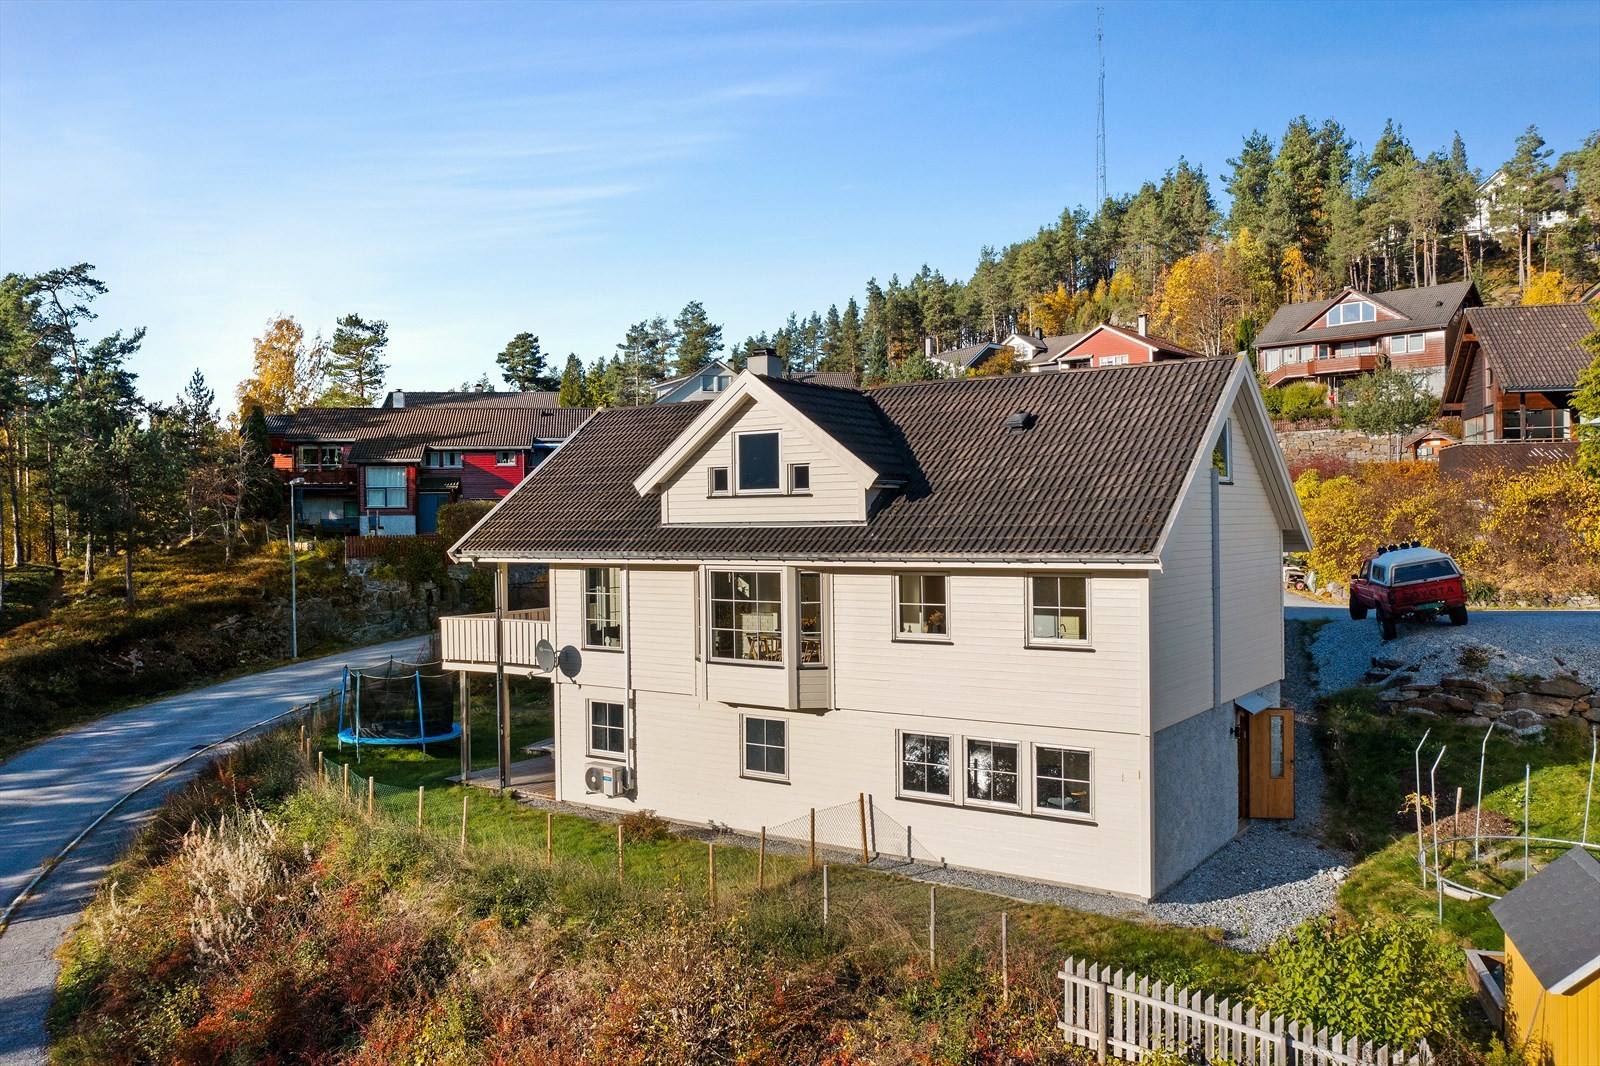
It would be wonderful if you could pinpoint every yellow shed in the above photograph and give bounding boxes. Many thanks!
[1489,846,1600,1066]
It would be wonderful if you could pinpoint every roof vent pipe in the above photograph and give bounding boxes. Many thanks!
[1136,312,1149,337]
[748,347,783,378]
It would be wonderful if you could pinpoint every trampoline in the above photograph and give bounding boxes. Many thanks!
[337,657,461,758]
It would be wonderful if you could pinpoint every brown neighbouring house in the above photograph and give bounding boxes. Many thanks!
[1443,303,1596,444]
[268,391,593,536]
[1255,281,1479,400]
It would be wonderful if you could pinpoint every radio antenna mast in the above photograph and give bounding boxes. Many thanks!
[1096,2,1107,207]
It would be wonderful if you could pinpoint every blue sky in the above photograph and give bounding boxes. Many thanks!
[2,0,1597,411]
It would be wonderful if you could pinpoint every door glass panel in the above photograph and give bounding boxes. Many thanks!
[1270,715,1285,778]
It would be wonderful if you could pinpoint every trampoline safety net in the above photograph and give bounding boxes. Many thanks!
[338,657,461,752]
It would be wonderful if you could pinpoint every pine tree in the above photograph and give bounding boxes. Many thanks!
[841,297,863,373]
[615,319,672,405]
[671,301,723,377]
[1263,118,1326,271]
[239,405,279,522]
[558,353,586,407]
[322,313,388,406]
[496,332,558,391]
[1493,126,1558,290]
[1225,131,1275,239]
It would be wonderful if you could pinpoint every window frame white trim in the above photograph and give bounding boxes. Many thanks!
[494,450,518,467]
[707,567,785,667]
[896,729,954,802]
[893,571,951,643]
[1025,573,1092,648]
[363,465,407,509]
[797,569,826,668]
[708,466,731,496]
[739,714,790,782]
[582,566,623,651]
[733,429,783,495]
[1031,742,1095,822]
[423,449,464,469]
[586,699,626,759]
[788,462,811,494]
[961,736,1022,810]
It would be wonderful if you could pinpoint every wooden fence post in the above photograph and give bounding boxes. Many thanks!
[758,827,766,890]
[1001,912,1009,1003]
[928,885,937,972]
[858,792,869,864]
[809,808,816,870]
[617,823,624,886]
[822,864,829,926]
[546,811,553,869]
[318,751,324,781]
[343,762,349,802]
[367,775,374,819]
[1095,975,1110,1064]
[708,842,716,909]
[417,785,424,829]
[460,793,468,851]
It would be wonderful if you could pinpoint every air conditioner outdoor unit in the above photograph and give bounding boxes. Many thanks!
[584,763,628,797]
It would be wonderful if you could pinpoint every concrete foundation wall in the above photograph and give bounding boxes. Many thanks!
[1150,700,1239,896]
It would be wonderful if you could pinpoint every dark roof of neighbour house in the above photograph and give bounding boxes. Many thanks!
[454,358,1244,562]
[1463,304,1597,391]
[932,342,1001,369]
[1256,281,1477,348]
[267,406,594,462]
[1490,846,1600,993]
[381,390,562,408]
[655,363,858,393]
[1032,333,1090,366]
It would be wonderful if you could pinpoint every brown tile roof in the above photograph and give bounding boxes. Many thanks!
[382,390,562,408]
[1256,281,1477,348]
[1465,304,1597,391]
[268,405,594,462]
[454,359,1241,562]
[787,370,858,389]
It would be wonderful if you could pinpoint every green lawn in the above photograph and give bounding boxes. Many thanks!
[1322,685,1596,948]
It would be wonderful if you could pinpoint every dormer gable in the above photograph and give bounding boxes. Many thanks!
[634,373,902,527]
[1302,288,1406,332]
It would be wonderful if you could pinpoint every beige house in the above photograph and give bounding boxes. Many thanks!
[444,355,1311,900]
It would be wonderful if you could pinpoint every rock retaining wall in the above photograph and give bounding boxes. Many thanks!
[1276,428,1396,469]
[1369,658,1598,738]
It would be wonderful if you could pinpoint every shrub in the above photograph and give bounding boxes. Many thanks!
[1255,917,1460,1048]
[618,808,671,843]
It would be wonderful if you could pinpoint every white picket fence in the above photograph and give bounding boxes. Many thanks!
[1058,957,1431,1066]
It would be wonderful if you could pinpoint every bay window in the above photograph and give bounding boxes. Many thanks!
[710,570,782,662]
[799,571,824,665]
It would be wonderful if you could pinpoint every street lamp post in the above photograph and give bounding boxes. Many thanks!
[289,477,306,659]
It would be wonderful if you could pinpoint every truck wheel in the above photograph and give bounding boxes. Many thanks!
[1349,599,1368,620]
[1449,605,1469,627]
[1378,610,1397,641]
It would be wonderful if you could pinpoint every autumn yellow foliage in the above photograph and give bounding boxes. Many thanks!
[1298,461,1600,602]
[1521,270,1568,306]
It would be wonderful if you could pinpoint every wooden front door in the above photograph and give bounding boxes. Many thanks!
[1247,708,1295,819]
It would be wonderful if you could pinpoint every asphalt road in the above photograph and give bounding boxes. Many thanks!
[0,635,426,1066]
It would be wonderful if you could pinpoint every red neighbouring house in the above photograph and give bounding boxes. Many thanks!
[1254,281,1479,400]
[267,391,593,536]
[1031,314,1206,371]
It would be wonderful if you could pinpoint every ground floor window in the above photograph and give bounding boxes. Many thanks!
[965,739,1019,806]
[1035,746,1092,817]
[365,466,406,508]
[1502,407,1571,440]
[589,701,624,756]
[742,716,787,779]
[899,732,951,798]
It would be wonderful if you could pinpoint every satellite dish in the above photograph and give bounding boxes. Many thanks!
[534,639,556,673]
[557,646,582,679]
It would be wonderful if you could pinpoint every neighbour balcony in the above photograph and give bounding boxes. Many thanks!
[291,466,358,487]
[441,609,553,675]
[1264,353,1379,387]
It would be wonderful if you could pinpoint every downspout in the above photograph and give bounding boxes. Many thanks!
[623,567,636,791]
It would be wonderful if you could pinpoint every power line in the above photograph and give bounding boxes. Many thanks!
[1096,2,1107,207]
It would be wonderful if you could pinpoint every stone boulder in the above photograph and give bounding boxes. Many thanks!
[1505,692,1575,717]
[1533,676,1593,700]
[1500,708,1547,738]
[1442,676,1504,703]
[1405,693,1476,715]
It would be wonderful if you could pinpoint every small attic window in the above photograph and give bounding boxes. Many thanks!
[1005,411,1036,433]
[1213,423,1233,484]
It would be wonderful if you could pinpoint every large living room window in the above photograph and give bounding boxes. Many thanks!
[1029,575,1089,644]
[584,567,622,649]
[742,716,787,780]
[588,700,624,757]
[896,573,948,639]
[364,466,406,508]
[710,570,782,663]
[1035,746,1093,818]
[736,431,780,492]
[1503,408,1571,440]
[899,732,951,799]
[965,739,1019,807]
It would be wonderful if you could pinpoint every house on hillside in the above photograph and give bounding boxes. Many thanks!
[934,318,1199,375]
[441,356,1311,900]
[1462,168,1571,240]
[1483,846,1600,1065]
[1256,281,1479,399]
[268,397,592,535]
[1443,303,1596,443]
[654,356,856,403]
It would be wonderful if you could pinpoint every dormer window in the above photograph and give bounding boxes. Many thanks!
[1326,301,1376,327]
[736,431,780,492]
[709,466,730,496]
[790,463,810,493]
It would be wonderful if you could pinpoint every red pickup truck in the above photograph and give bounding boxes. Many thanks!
[1348,543,1469,640]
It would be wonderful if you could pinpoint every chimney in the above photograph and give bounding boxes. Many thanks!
[1136,312,1149,337]
[925,336,934,359]
[391,389,405,408]
[748,347,782,378]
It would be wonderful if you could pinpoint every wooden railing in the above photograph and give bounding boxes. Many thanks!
[1058,956,1430,1065]
[1264,353,1380,387]
[440,609,552,672]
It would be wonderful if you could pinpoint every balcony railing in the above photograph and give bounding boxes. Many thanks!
[1264,353,1379,387]
[441,609,552,673]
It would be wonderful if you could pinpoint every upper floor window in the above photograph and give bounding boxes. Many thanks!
[1099,354,1129,366]
[1503,408,1572,441]
[1326,300,1376,327]
[298,445,342,468]
[364,466,406,508]
[424,450,463,468]
[584,567,622,649]
[495,450,518,466]
[896,573,947,639]
[701,374,717,391]
[790,463,811,493]
[736,432,780,492]
[710,570,782,663]
[1030,575,1089,644]
[708,466,730,496]
[799,571,824,665]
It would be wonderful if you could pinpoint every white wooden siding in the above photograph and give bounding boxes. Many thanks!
[660,401,866,525]
[628,568,697,696]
